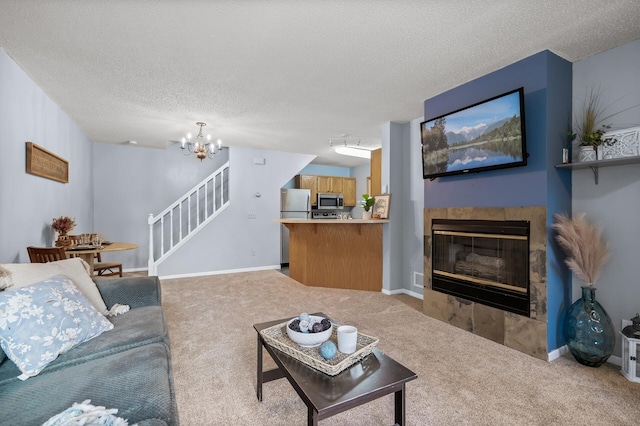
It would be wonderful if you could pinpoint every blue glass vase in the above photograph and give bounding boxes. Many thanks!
[564,286,615,367]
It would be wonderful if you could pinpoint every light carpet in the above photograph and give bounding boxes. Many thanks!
[160,270,640,425]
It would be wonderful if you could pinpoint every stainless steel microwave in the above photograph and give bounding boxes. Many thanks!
[317,193,344,210]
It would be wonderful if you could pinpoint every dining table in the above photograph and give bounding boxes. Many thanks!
[66,242,138,274]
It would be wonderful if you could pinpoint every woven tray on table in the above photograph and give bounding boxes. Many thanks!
[260,321,379,376]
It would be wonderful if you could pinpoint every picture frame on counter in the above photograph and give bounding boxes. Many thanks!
[372,194,391,219]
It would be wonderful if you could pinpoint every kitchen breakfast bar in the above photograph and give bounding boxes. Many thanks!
[275,219,388,292]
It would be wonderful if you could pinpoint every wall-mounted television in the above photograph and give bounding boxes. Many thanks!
[421,87,527,180]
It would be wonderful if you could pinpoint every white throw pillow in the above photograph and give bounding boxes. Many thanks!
[0,274,114,379]
[0,258,108,314]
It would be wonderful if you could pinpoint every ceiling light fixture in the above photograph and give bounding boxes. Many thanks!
[329,138,372,159]
[180,122,223,161]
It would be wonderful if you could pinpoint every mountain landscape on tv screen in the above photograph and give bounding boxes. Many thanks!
[422,88,526,179]
[445,117,510,145]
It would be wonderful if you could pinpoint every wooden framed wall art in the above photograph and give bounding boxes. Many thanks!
[25,142,69,183]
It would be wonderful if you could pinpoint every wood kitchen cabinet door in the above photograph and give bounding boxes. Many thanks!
[318,176,343,193]
[317,176,331,193]
[329,177,343,193]
[370,148,382,196]
[342,177,356,206]
[302,175,354,204]
[295,174,318,206]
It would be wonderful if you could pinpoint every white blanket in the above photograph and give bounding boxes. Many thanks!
[42,400,131,426]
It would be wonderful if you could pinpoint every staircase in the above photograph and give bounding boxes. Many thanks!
[147,161,230,275]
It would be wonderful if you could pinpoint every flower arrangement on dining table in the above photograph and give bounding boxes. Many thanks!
[51,216,76,236]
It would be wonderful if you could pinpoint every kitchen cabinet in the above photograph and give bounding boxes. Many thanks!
[317,176,344,194]
[342,178,356,206]
[295,174,318,206]
[370,148,382,196]
[295,174,357,206]
[317,176,331,193]
[277,219,386,291]
[329,177,343,193]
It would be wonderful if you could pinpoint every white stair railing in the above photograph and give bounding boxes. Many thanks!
[147,161,230,275]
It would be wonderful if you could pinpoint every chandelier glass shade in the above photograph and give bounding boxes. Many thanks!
[181,122,223,161]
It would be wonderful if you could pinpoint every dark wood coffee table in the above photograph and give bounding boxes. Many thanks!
[254,313,417,426]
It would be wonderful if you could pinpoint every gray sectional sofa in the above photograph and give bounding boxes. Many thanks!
[0,275,179,425]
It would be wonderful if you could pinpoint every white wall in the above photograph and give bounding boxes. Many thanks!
[572,39,640,355]
[402,117,425,296]
[0,49,94,263]
[381,121,405,292]
[0,47,317,277]
[381,118,425,296]
[92,141,229,269]
[157,146,315,276]
[351,163,370,218]
[382,117,424,297]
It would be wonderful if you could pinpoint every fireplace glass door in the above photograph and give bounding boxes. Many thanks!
[431,219,529,315]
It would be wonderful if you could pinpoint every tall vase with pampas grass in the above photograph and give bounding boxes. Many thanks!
[553,213,615,367]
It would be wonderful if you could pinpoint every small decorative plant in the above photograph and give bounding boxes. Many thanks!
[564,130,576,149]
[51,216,76,235]
[552,213,611,286]
[572,88,637,148]
[572,89,610,148]
[360,194,375,212]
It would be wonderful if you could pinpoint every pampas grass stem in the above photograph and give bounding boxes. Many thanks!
[552,213,611,286]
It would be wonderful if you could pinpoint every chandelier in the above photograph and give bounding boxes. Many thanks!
[180,122,223,161]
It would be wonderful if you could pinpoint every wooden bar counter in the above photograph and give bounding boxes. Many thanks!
[275,219,388,292]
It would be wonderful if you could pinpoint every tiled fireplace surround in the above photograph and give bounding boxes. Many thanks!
[423,206,548,360]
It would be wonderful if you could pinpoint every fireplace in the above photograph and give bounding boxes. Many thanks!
[431,219,530,316]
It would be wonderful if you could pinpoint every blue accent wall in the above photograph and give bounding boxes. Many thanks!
[544,52,573,351]
[423,50,572,352]
[424,52,551,208]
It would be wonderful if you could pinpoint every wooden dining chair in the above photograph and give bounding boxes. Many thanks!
[67,234,123,277]
[27,246,66,263]
[94,253,123,277]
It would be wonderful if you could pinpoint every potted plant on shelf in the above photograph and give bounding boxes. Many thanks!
[360,194,375,220]
[552,213,614,367]
[572,88,637,162]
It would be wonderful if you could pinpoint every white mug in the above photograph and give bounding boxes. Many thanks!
[337,325,358,354]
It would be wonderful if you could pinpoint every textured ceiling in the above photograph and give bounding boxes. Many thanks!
[1,1,639,167]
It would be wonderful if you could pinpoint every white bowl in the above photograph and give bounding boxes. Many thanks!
[286,315,332,348]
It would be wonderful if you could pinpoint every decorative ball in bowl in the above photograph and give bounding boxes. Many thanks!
[286,315,332,348]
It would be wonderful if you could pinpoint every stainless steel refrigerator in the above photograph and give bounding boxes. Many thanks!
[280,188,311,265]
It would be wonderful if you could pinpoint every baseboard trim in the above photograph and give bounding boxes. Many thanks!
[607,355,622,367]
[548,345,622,367]
[548,345,568,362]
[159,265,281,280]
[382,288,424,300]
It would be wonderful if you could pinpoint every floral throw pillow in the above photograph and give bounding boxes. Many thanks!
[0,274,114,380]
[0,288,4,365]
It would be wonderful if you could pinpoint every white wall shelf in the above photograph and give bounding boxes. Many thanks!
[555,156,640,184]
